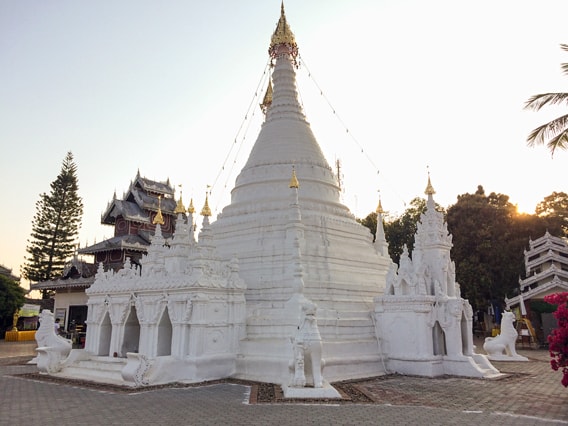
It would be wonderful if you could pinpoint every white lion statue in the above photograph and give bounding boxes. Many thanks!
[290,300,324,388]
[33,309,73,372]
[483,311,528,361]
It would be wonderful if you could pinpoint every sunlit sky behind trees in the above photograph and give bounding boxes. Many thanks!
[1,0,568,288]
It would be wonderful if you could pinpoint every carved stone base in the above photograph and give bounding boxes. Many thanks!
[282,381,342,399]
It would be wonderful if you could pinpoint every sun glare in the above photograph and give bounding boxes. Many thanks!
[515,204,534,215]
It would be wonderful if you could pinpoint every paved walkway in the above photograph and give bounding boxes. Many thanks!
[1,340,567,425]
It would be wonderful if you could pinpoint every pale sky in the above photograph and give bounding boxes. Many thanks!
[1,0,568,288]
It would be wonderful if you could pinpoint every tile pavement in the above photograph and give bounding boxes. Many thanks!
[1,340,567,425]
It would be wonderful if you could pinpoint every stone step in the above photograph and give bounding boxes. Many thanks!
[77,357,126,371]
[57,357,128,386]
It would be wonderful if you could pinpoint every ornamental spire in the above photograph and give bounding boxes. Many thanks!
[174,187,186,214]
[374,191,389,256]
[187,198,195,214]
[269,2,298,64]
[375,196,384,214]
[424,174,435,196]
[289,167,299,189]
[153,195,165,225]
[260,79,273,115]
[201,193,212,217]
[424,169,436,211]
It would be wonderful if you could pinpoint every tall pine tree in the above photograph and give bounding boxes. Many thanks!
[22,152,83,298]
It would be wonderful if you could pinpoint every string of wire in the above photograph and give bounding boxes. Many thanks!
[298,54,407,208]
[210,60,272,211]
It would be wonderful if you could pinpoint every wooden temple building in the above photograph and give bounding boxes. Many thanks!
[30,171,183,335]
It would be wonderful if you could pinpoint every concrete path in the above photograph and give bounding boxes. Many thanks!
[1,340,567,425]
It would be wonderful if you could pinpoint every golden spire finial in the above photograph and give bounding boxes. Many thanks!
[376,191,384,214]
[174,186,186,214]
[269,2,298,61]
[424,168,436,196]
[153,195,165,225]
[187,198,195,214]
[289,167,299,189]
[200,192,212,217]
[260,79,273,114]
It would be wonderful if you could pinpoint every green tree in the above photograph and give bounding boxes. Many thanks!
[22,152,83,298]
[535,191,568,235]
[359,211,377,240]
[383,197,428,265]
[525,44,568,157]
[446,185,554,310]
[360,197,442,265]
[0,274,26,334]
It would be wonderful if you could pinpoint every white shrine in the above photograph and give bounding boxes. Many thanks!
[37,4,500,393]
[374,180,500,377]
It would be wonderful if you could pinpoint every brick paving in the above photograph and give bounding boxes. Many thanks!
[1,340,567,425]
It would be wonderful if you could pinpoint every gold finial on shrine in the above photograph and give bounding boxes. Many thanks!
[424,170,436,196]
[269,2,298,61]
[187,198,195,214]
[376,194,384,214]
[153,195,165,225]
[174,187,186,214]
[200,193,212,217]
[260,79,273,114]
[289,167,299,189]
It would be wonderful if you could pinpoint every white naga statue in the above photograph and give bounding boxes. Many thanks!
[483,311,528,361]
[290,300,324,388]
[34,309,73,373]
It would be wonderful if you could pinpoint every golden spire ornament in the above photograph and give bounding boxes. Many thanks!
[376,192,384,215]
[269,1,298,64]
[260,79,273,114]
[187,198,195,214]
[289,167,299,189]
[174,186,186,214]
[153,195,165,225]
[424,168,436,196]
[201,193,212,217]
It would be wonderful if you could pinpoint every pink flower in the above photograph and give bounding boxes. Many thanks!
[545,292,568,388]
[562,372,568,388]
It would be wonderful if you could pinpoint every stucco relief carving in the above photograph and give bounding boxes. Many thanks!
[135,295,167,324]
[167,296,193,324]
[86,299,106,325]
[109,298,131,325]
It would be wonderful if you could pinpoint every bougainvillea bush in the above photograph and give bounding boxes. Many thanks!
[544,292,568,387]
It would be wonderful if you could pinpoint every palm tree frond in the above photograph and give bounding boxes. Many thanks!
[524,92,568,111]
[547,130,568,156]
[527,114,568,152]
[526,44,568,157]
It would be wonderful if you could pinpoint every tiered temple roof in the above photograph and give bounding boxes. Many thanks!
[506,231,568,309]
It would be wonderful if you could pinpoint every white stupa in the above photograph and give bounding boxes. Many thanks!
[210,3,392,384]
[38,4,499,392]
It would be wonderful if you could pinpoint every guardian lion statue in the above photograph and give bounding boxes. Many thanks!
[290,300,324,388]
[483,311,528,361]
[33,309,73,372]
